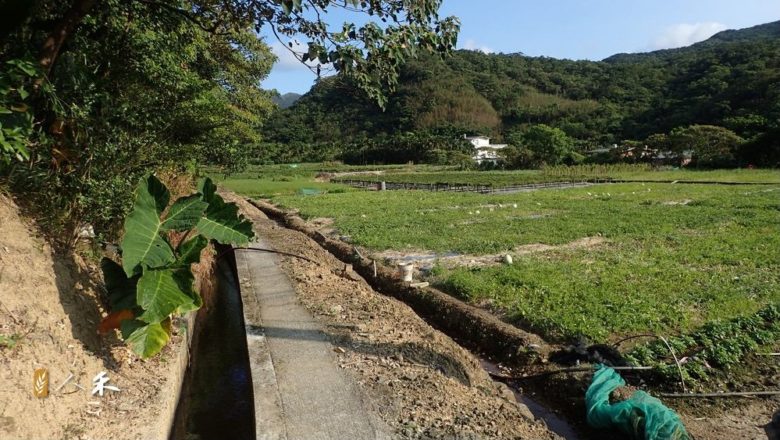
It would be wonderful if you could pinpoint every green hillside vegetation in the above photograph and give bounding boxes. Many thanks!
[264,21,780,167]
[272,92,302,109]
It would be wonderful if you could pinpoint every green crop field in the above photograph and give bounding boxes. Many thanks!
[270,182,780,344]
[215,177,352,198]
[208,163,779,196]
[333,166,780,187]
[205,163,453,196]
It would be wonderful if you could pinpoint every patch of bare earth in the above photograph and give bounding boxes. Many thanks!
[679,400,778,440]
[0,192,188,440]
[315,170,386,182]
[371,237,607,270]
[224,193,562,440]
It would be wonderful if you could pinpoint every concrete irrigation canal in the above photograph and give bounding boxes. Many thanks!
[170,193,577,439]
[170,192,777,440]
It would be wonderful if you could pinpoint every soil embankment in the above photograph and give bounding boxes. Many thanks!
[0,192,197,440]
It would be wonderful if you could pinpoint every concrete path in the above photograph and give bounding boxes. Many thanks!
[236,239,390,440]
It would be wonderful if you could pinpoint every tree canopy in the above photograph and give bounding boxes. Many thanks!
[0,0,459,237]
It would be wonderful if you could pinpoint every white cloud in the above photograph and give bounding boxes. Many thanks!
[269,40,329,72]
[461,39,494,54]
[652,22,728,50]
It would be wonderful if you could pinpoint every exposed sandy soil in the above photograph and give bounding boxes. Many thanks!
[0,192,192,440]
[224,193,563,440]
[301,216,606,272]
[315,170,386,182]
[369,237,606,271]
[680,400,778,440]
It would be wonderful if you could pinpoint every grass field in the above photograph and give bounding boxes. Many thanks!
[272,182,780,343]
[332,166,780,186]
[216,177,352,197]
[206,163,452,196]
[219,163,780,377]
[209,163,779,196]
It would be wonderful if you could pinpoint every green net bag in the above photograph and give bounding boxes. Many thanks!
[585,365,690,440]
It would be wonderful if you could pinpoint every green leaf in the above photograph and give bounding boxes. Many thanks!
[14,61,37,77]
[196,194,254,245]
[198,177,217,203]
[175,235,209,266]
[136,267,200,324]
[101,258,139,311]
[161,194,208,231]
[121,320,170,358]
[120,175,175,276]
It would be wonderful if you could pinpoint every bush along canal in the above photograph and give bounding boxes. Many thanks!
[171,247,255,440]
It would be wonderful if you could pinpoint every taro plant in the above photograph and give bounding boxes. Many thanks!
[100,175,253,357]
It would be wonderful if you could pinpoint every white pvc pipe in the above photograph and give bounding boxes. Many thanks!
[398,263,414,282]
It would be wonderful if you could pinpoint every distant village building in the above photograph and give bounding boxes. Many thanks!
[464,135,507,164]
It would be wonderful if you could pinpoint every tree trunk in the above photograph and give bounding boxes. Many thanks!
[38,0,97,76]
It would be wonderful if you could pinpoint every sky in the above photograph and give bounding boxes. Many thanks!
[261,0,780,94]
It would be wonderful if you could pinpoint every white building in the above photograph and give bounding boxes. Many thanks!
[464,135,507,164]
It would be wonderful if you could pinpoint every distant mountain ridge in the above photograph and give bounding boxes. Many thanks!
[272,92,302,109]
[263,20,779,165]
[605,20,780,62]
[706,20,780,43]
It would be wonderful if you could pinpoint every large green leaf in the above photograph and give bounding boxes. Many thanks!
[121,320,170,358]
[136,267,201,323]
[101,258,139,311]
[198,177,217,203]
[161,194,208,232]
[175,235,209,266]
[136,267,200,324]
[196,195,254,245]
[121,175,175,276]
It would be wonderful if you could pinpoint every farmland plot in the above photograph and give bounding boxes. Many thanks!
[274,183,780,342]
[332,166,780,187]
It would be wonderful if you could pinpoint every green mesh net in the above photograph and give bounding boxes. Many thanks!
[585,365,690,440]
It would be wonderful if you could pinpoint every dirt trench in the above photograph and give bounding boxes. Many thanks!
[223,192,564,439]
[246,198,552,366]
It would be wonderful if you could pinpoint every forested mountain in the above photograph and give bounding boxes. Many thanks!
[272,92,302,109]
[264,21,780,166]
